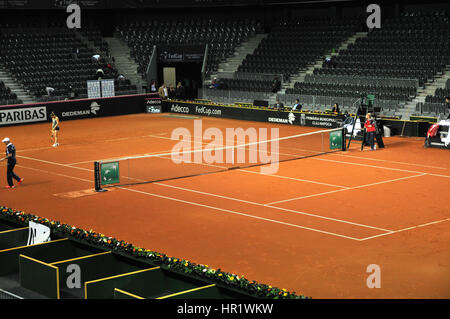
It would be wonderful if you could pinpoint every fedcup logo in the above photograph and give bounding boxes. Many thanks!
[171,120,280,175]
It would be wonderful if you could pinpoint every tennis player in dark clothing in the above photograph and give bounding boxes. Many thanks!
[446,97,450,119]
[1,137,23,189]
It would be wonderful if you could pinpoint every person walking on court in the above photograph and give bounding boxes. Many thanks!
[364,113,377,151]
[1,137,23,189]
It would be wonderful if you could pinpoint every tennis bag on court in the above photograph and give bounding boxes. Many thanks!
[375,132,385,148]
[424,123,440,147]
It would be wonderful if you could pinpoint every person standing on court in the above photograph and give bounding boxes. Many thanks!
[51,112,60,147]
[445,96,450,119]
[364,113,377,151]
[1,137,23,189]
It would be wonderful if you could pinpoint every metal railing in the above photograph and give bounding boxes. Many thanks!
[214,71,284,83]
[200,88,405,114]
[303,74,419,88]
[199,88,272,104]
[416,102,448,115]
[0,288,24,300]
[277,93,403,112]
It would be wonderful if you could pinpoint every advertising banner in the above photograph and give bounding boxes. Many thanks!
[163,101,340,129]
[158,45,205,63]
[0,106,47,126]
[145,97,162,114]
[0,94,157,126]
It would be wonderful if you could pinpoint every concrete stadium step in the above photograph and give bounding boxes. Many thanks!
[206,33,268,85]
[282,31,369,90]
[403,68,450,120]
[104,36,144,92]
[0,69,37,104]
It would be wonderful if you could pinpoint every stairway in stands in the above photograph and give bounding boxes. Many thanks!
[271,32,368,107]
[400,66,450,120]
[103,37,145,93]
[282,32,368,92]
[0,68,36,105]
[204,33,268,86]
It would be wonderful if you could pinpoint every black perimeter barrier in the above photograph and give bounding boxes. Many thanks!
[0,93,161,127]
[162,100,433,137]
[163,100,346,128]
[0,95,435,138]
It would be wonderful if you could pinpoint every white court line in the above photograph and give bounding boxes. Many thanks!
[14,157,445,241]
[330,152,449,170]
[17,165,93,183]
[13,155,386,238]
[358,218,450,241]
[118,186,362,241]
[67,148,178,166]
[17,133,172,153]
[144,153,349,189]
[154,182,392,232]
[14,159,365,240]
[265,173,427,205]
[139,154,350,189]
[63,134,350,189]
[238,169,350,189]
[17,124,448,172]
[144,133,450,180]
[17,155,93,172]
[313,157,450,179]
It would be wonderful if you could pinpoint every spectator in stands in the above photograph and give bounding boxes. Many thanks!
[331,103,340,114]
[96,68,104,80]
[150,80,157,93]
[343,111,350,122]
[292,99,302,111]
[272,77,281,93]
[169,85,176,100]
[158,84,168,100]
[364,113,377,151]
[273,99,284,110]
[45,87,55,96]
[92,54,101,63]
[117,74,125,83]
[324,57,336,68]
[176,82,185,100]
[68,86,76,99]
[210,77,219,89]
[446,97,450,119]
[106,62,113,73]
[72,47,79,59]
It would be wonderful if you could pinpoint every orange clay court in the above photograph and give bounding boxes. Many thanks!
[0,113,449,299]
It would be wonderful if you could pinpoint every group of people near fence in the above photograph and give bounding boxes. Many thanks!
[270,100,344,114]
[152,81,186,100]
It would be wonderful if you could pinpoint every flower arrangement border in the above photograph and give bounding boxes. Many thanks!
[0,206,310,299]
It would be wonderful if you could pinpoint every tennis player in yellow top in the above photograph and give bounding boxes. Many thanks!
[50,112,60,147]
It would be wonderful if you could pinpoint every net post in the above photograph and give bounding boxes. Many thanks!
[94,161,107,192]
[341,127,347,151]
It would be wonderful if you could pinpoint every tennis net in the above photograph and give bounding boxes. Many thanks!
[94,127,345,191]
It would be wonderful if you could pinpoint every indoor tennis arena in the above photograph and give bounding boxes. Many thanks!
[0,0,449,308]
